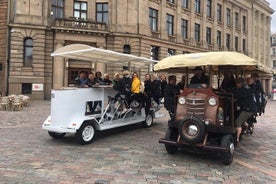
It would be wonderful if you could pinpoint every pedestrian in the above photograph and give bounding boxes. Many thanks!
[164,75,180,120]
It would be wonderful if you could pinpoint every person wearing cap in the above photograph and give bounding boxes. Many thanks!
[190,66,209,86]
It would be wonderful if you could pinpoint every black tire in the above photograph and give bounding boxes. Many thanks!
[48,131,66,138]
[76,122,95,145]
[221,134,235,165]
[142,113,153,127]
[178,117,205,144]
[164,128,178,154]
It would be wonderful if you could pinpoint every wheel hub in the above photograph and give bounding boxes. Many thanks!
[82,126,94,141]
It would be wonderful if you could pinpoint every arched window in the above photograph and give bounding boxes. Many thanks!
[24,38,33,67]
[123,44,131,54]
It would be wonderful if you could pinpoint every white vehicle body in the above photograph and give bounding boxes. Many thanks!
[42,44,164,144]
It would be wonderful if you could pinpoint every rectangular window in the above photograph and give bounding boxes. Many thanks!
[166,14,174,35]
[149,8,158,31]
[181,19,188,39]
[207,0,212,18]
[235,12,239,29]
[22,83,32,94]
[167,0,175,3]
[217,31,221,47]
[273,60,276,68]
[235,36,238,51]
[150,46,159,60]
[273,48,276,55]
[226,34,230,49]
[195,0,201,13]
[96,3,108,23]
[51,0,64,18]
[195,23,200,42]
[242,16,246,32]
[24,38,33,67]
[182,0,188,8]
[168,48,176,56]
[242,39,246,52]
[226,8,231,25]
[74,1,87,19]
[206,27,212,45]
[217,4,222,22]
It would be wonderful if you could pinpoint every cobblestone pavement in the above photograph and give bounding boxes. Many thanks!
[0,100,275,184]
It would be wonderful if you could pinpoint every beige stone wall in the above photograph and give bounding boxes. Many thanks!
[0,0,8,96]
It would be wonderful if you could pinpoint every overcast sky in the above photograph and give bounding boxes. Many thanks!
[267,0,276,33]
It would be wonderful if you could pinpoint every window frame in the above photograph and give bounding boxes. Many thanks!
[206,27,212,45]
[195,23,201,42]
[235,12,239,29]
[73,1,87,19]
[166,13,174,36]
[181,19,188,39]
[226,33,231,49]
[235,36,238,51]
[217,4,222,22]
[23,38,33,67]
[195,0,201,14]
[217,30,221,48]
[226,8,231,26]
[207,0,212,18]
[150,46,159,60]
[96,2,108,23]
[182,0,189,8]
[149,8,158,31]
[51,0,64,19]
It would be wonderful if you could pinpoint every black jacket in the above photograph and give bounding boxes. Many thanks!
[117,77,132,95]
[234,86,257,113]
[164,83,180,112]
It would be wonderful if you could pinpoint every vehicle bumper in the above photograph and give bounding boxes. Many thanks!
[42,116,77,134]
[159,138,227,152]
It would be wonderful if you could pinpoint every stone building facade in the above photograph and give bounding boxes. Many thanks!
[0,0,8,96]
[0,0,274,100]
[271,33,276,89]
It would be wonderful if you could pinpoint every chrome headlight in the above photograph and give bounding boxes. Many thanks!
[178,97,186,105]
[187,125,198,136]
[208,97,217,106]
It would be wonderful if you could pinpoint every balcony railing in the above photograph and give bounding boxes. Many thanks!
[53,17,107,31]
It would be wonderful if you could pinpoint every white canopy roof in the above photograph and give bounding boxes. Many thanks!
[51,44,157,67]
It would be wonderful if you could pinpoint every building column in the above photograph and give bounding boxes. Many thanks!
[95,44,106,74]
[53,41,65,89]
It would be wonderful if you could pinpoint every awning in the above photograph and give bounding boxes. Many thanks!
[51,44,157,67]
[154,51,258,72]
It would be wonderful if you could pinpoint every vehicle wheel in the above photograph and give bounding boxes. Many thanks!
[165,128,178,154]
[142,113,153,127]
[48,131,66,138]
[76,122,95,145]
[178,117,205,144]
[221,134,235,165]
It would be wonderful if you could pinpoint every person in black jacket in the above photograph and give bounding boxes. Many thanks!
[143,73,152,115]
[251,73,266,115]
[234,77,258,142]
[164,75,180,120]
[117,70,132,109]
[190,66,209,86]
[151,74,161,106]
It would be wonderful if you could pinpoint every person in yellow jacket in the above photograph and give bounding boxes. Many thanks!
[131,72,141,94]
[131,72,144,108]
